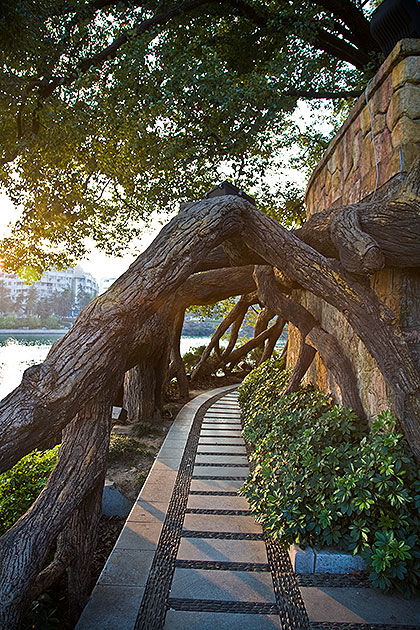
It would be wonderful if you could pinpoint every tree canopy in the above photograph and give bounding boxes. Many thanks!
[0,0,383,274]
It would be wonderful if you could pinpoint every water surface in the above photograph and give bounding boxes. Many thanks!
[0,333,211,400]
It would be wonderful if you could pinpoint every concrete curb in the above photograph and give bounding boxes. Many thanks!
[289,544,366,574]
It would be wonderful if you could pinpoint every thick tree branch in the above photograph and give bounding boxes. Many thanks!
[0,196,243,473]
[255,266,364,417]
[226,317,285,369]
[243,206,420,458]
[314,0,380,55]
[34,0,221,99]
[191,292,258,381]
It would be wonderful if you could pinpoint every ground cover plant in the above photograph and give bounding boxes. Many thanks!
[0,447,59,536]
[238,359,420,595]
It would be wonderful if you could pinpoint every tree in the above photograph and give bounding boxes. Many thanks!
[49,288,76,317]
[23,286,38,316]
[0,160,420,627]
[0,0,382,274]
[12,293,25,316]
[0,281,14,314]
[76,286,97,314]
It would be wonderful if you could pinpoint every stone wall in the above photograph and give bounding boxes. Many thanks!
[287,39,420,420]
[305,39,420,216]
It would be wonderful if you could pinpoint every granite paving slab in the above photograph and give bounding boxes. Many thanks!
[183,513,261,533]
[300,587,420,625]
[164,611,281,630]
[197,444,247,453]
[193,464,249,476]
[169,568,276,602]
[195,454,249,464]
[198,436,244,445]
[190,478,245,492]
[77,385,420,630]
[177,538,269,563]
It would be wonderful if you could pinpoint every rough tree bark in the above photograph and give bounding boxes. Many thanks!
[0,397,113,628]
[240,194,420,458]
[125,266,256,420]
[225,317,285,371]
[0,197,244,473]
[259,317,286,365]
[169,308,190,399]
[255,266,365,417]
[296,160,420,272]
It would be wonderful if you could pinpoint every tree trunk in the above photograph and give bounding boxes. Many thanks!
[255,266,365,417]
[242,203,420,459]
[0,397,112,629]
[1,173,420,626]
[283,335,317,395]
[169,309,190,399]
[124,361,157,423]
[0,196,245,473]
[226,317,285,370]
[65,479,105,622]
[259,318,286,365]
[190,292,258,382]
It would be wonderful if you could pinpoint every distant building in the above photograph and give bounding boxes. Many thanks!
[0,266,99,300]
[99,277,116,294]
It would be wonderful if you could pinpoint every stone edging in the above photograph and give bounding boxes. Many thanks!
[289,544,366,575]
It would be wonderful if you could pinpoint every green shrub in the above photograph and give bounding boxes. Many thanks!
[182,345,207,375]
[0,447,59,536]
[108,435,155,464]
[23,593,60,629]
[239,358,420,595]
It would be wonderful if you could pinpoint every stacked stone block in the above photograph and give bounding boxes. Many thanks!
[288,40,420,420]
[305,39,420,216]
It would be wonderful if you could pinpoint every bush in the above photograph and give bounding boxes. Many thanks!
[182,345,207,375]
[239,358,420,595]
[108,435,155,464]
[0,447,59,536]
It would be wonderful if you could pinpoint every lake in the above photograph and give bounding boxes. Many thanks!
[0,333,212,400]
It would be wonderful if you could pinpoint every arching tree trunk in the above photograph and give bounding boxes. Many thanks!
[124,361,157,423]
[0,396,113,629]
[255,266,365,417]
[1,163,420,627]
[259,318,286,365]
[226,317,285,370]
[65,479,105,622]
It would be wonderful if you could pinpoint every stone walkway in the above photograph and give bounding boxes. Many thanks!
[77,387,420,630]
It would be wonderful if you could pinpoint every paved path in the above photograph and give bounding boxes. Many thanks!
[77,387,420,630]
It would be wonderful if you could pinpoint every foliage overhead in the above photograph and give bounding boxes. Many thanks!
[0,0,383,273]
